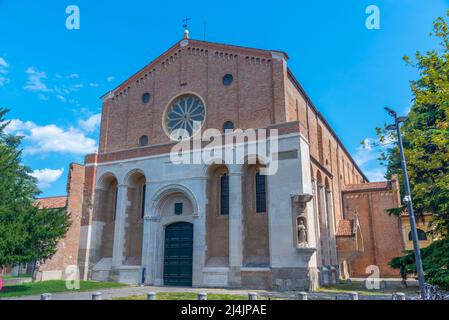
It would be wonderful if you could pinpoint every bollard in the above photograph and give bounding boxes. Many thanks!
[92,292,102,300]
[298,292,308,300]
[248,292,258,300]
[147,292,157,300]
[394,292,406,300]
[348,292,359,300]
[198,292,207,300]
[41,293,52,300]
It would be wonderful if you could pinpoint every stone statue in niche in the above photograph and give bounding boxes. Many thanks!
[297,217,308,247]
[292,193,313,248]
[291,193,312,248]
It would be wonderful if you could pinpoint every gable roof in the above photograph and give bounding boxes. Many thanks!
[34,196,67,209]
[101,38,287,99]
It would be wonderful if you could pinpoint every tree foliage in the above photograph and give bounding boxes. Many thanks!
[370,11,449,236]
[390,239,449,289]
[0,108,71,268]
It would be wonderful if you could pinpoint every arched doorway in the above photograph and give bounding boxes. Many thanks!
[163,222,194,286]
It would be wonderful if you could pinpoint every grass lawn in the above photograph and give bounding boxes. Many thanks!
[0,274,32,280]
[114,292,273,300]
[0,280,127,298]
[317,281,419,296]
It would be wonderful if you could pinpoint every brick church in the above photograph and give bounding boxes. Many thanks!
[33,30,419,290]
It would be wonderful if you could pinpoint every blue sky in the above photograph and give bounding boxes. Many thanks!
[1,0,448,197]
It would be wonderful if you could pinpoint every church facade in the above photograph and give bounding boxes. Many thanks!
[36,33,412,290]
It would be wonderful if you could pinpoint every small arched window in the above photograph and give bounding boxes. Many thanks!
[139,135,149,146]
[223,121,234,132]
[408,229,428,241]
[142,92,151,104]
[220,174,229,215]
[255,171,267,213]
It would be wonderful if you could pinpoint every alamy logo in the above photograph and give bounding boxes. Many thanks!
[364,265,381,289]
[65,265,80,290]
[66,5,80,30]
[365,5,381,30]
[169,127,280,175]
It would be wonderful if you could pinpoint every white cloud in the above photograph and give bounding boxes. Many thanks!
[78,113,101,133]
[89,82,99,87]
[24,67,52,92]
[56,94,67,102]
[5,119,98,155]
[0,57,9,68]
[30,168,64,189]
[107,76,115,82]
[4,119,36,135]
[66,73,79,79]
[363,167,386,182]
[353,137,389,182]
[353,138,378,167]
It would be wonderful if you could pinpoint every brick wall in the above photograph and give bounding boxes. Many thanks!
[37,163,85,280]
[341,177,404,277]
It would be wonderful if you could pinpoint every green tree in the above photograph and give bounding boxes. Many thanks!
[370,11,449,236]
[0,108,71,268]
[390,239,449,290]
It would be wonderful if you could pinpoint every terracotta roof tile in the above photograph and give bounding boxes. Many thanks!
[342,181,391,193]
[34,196,67,209]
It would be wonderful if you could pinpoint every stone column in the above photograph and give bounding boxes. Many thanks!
[112,184,129,269]
[141,182,152,284]
[192,179,207,287]
[228,164,243,286]
[318,184,331,266]
[326,190,338,268]
[146,215,160,285]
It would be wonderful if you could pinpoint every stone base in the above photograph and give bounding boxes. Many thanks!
[91,257,112,282]
[271,267,312,291]
[111,266,142,285]
[241,268,272,290]
[227,267,242,288]
[202,267,229,287]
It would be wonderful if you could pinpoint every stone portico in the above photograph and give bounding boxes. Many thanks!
[82,128,322,290]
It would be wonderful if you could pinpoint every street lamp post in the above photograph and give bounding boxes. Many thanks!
[385,107,426,300]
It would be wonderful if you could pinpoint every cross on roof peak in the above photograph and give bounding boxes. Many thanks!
[182,17,191,40]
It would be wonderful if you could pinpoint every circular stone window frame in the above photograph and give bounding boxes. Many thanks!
[162,91,207,141]
[142,92,151,104]
[223,74,234,86]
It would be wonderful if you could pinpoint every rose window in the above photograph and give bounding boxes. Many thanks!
[165,94,205,139]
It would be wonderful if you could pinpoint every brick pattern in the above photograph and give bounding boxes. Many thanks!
[341,176,404,277]
[34,196,67,209]
[336,219,354,237]
[38,163,85,277]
